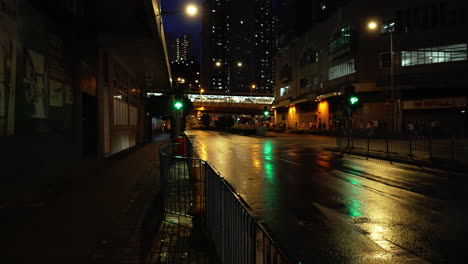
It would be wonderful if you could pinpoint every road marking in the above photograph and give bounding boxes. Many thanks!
[271,155,301,166]
[313,202,432,264]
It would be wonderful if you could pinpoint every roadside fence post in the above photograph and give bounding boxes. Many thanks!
[429,135,432,160]
[367,134,370,157]
[409,135,413,157]
[451,135,455,161]
[386,133,389,155]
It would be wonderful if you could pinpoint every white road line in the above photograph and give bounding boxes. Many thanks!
[313,202,432,264]
[271,156,301,166]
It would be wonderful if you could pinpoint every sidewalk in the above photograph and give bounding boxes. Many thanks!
[0,134,170,264]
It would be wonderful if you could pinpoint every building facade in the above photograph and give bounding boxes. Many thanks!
[201,0,275,94]
[170,34,193,63]
[273,0,468,136]
[0,0,171,195]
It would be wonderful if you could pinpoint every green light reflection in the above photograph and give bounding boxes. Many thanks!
[346,176,363,218]
[263,141,275,183]
[348,198,362,217]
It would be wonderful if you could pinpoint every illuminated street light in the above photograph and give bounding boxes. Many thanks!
[368,19,397,132]
[215,60,243,92]
[368,21,378,30]
[200,88,204,106]
[185,4,198,16]
[250,84,256,97]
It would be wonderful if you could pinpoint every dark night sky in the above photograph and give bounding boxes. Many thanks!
[161,0,280,61]
[161,0,204,61]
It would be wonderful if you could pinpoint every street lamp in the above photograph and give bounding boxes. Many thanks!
[157,3,199,17]
[155,4,200,139]
[250,84,256,97]
[368,20,397,133]
[215,60,243,92]
[185,4,198,16]
[368,20,395,99]
[200,88,204,106]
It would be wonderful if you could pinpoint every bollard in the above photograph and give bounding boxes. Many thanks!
[174,136,187,157]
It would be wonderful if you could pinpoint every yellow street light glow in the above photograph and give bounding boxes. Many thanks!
[368,21,378,30]
[251,84,256,89]
[215,61,222,67]
[237,62,243,67]
[201,89,204,93]
[185,4,198,16]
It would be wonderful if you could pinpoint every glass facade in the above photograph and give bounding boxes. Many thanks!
[401,43,467,66]
[329,26,352,54]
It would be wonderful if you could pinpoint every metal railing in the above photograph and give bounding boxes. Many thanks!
[336,130,468,164]
[160,137,290,264]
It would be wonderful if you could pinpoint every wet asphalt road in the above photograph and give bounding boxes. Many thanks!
[187,130,468,264]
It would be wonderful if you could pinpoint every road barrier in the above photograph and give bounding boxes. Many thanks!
[336,130,468,164]
[160,136,290,264]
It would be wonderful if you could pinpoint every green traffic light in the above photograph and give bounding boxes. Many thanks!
[264,111,269,116]
[174,101,183,110]
[349,96,359,105]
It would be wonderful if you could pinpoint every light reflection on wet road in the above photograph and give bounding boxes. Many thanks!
[187,130,468,264]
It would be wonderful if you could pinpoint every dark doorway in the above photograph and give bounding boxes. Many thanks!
[82,93,97,156]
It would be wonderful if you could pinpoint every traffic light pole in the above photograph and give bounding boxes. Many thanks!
[175,108,181,137]
[346,107,351,149]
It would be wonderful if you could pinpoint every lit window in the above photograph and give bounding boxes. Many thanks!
[401,43,467,66]
[329,26,352,55]
[328,59,356,80]
[280,86,290,96]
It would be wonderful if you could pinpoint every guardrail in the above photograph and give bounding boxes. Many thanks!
[336,130,468,164]
[160,136,290,264]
